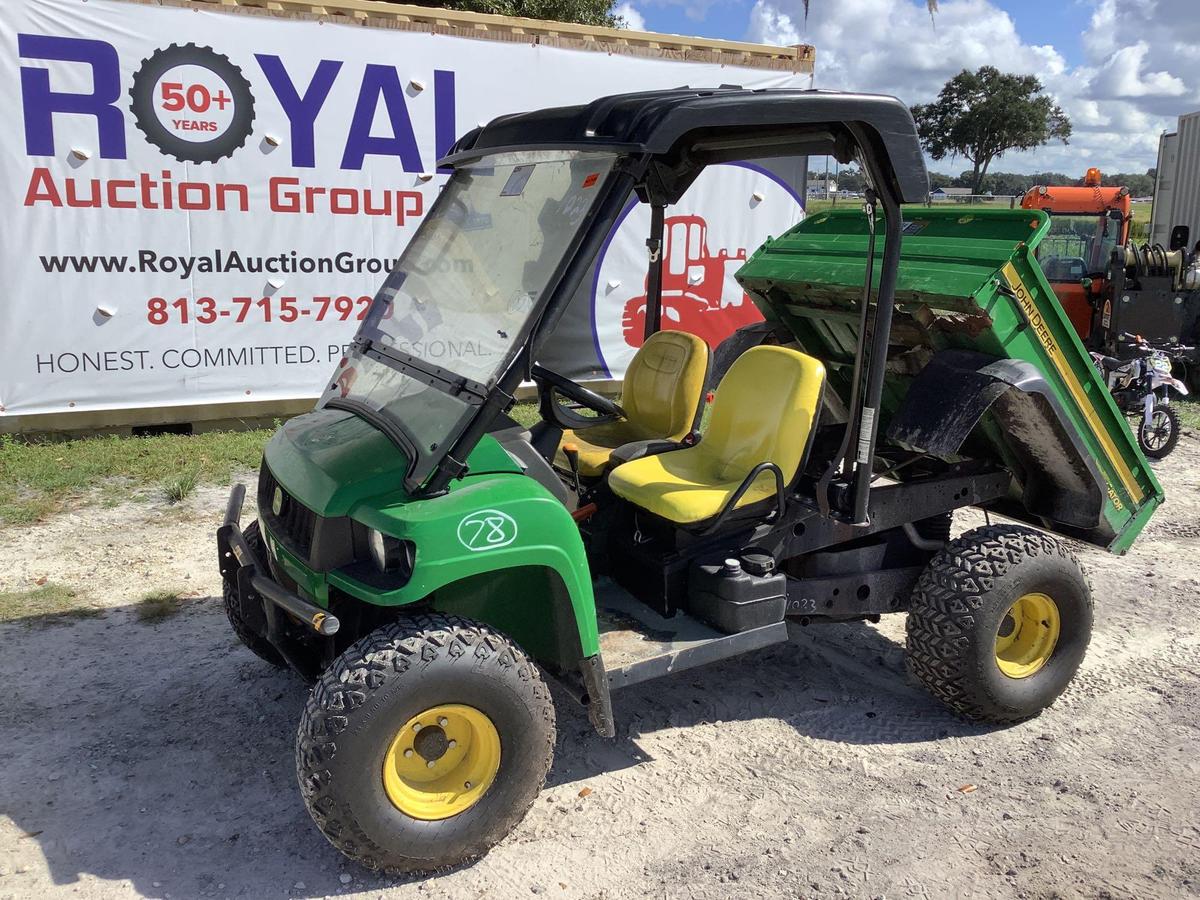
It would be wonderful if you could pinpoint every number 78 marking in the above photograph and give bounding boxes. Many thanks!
[456,509,518,551]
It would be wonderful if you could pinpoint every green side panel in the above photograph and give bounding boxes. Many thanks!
[737,207,1162,552]
[260,410,599,659]
[419,565,583,669]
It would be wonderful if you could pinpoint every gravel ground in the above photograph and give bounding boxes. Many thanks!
[0,437,1198,900]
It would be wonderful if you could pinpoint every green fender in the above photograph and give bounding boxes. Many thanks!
[340,475,600,662]
[261,410,600,668]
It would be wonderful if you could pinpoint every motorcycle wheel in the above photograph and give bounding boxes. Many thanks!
[1138,404,1180,459]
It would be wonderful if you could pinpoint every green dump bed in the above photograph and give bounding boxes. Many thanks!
[736,207,1162,553]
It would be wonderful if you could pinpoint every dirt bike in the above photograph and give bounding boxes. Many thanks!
[1092,334,1190,458]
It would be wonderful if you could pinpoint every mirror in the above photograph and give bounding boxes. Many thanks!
[1169,225,1190,252]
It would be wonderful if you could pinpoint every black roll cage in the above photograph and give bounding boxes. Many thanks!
[367,89,930,523]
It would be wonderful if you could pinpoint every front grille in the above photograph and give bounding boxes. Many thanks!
[258,461,316,560]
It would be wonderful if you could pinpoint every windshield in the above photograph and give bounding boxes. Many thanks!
[320,149,619,487]
[1037,210,1124,282]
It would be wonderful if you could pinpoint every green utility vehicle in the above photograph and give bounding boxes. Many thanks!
[216,89,1163,873]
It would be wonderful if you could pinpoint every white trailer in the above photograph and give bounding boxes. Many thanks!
[1150,110,1200,249]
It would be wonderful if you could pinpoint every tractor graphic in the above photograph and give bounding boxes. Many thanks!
[621,214,763,348]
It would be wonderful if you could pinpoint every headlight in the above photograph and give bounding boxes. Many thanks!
[367,528,414,574]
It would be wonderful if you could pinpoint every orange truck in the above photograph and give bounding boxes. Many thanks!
[1020,167,1131,340]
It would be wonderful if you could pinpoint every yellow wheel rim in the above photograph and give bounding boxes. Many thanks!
[995,592,1061,679]
[381,704,501,820]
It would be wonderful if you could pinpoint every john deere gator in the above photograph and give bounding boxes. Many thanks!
[214,88,1162,873]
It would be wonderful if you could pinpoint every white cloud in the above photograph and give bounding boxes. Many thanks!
[746,1,799,47]
[1088,42,1186,100]
[744,0,1200,175]
[614,2,647,31]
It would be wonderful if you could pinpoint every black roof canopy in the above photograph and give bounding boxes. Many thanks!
[441,88,930,204]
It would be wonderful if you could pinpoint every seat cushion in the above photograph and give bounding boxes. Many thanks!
[552,330,710,477]
[607,447,781,524]
[608,346,825,524]
[620,330,710,439]
[554,420,648,477]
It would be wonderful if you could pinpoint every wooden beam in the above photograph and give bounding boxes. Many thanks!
[171,0,815,72]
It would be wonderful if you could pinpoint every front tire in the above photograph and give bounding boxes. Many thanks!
[1138,403,1180,459]
[296,614,556,873]
[906,524,1093,724]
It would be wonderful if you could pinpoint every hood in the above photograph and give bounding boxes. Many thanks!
[263,408,522,518]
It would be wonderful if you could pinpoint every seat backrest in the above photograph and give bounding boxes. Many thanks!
[619,331,711,440]
[699,345,825,483]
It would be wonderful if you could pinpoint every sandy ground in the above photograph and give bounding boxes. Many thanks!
[1,439,1199,900]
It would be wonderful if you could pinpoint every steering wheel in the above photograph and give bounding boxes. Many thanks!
[530,363,626,419]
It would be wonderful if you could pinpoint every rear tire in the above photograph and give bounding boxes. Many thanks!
[1138,403,1180,459]
[906,524,1092,724]
[296,613,555,873]
[222,520,285,667]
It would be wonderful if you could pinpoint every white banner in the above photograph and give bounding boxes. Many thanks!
[0,0,808,420]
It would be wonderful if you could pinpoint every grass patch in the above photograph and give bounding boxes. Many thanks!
[0,427,271,524]
[163,468,201,504]
[509,401,540,429]
[1175,396,1200,431]
[137,589,188,623]
[0,583,102,626]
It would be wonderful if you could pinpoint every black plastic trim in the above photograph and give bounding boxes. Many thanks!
[887,349,1108,530]
[323,397,431,492]
[358,340,490,403]
[443,88,929,204]
[579,655,616,737]
[606,620,788,690]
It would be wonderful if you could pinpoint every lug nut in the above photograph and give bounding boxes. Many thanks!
[412,722,422,732]
[404,749,413,758]
[439,717,449,727]
[464,782,472,789]
[427,760,436,769]
[447,740,457,749]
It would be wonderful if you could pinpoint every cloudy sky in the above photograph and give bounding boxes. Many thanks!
[615,0,1200,176]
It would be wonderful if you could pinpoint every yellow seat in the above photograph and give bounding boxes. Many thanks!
[553,331,710,477]
[608,346,825,524]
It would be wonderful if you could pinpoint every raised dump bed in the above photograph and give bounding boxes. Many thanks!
[737,206,1163,553]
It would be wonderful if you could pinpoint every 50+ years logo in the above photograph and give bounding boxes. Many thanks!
[129,43,255,164]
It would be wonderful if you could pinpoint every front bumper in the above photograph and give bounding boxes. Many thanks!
[217,484,339,673]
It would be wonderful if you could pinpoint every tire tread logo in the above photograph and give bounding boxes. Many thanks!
[129,43,255,164]
[456,509,518,552]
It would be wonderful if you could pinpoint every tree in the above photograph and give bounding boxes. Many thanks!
[911,66,1071,195]
[402,0,620,27]
[836,166,866,192]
